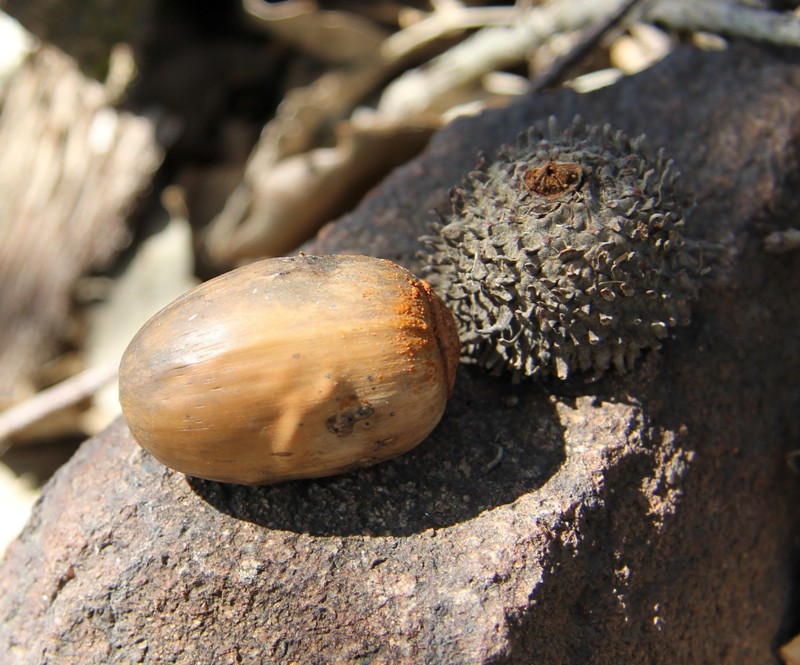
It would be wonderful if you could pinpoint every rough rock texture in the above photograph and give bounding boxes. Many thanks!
[1,43,800,664]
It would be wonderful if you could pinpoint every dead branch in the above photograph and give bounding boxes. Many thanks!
[376,0,639,119]
[646,0,800,47]
[0,362,117,450]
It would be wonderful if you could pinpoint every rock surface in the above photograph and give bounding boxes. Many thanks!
[1,43,799,664]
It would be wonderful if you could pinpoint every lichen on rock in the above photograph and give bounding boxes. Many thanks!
[421,116,701,381]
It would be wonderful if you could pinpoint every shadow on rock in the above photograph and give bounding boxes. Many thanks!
[187,367,568,537]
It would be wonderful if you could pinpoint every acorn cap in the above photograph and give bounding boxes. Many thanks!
[422,116,701,381]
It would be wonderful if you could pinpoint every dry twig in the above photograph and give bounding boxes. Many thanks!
[0,362,118,451]
[382,3,519,61]
[377,0,641,118]
[532,0,646,91]
[242,0,388,64]
[646,0,800,47]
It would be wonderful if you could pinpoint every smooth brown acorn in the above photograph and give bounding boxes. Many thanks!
[119,255,459,485]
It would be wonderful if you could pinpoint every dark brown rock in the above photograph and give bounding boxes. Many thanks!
[1,43,799,664]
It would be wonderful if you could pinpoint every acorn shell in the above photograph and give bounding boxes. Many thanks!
[119,255,459,485]
[422,116,700,381]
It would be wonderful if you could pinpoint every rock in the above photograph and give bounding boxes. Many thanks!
[1,43,799,664]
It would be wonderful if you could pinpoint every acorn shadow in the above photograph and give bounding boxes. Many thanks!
[187,366,568,537]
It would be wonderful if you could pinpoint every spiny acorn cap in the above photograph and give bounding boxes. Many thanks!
[421,116,700,381]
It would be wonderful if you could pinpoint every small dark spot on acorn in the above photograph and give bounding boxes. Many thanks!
[326,402,375,436]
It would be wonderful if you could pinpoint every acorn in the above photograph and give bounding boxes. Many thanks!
[118,255,459,485]
[422,116,701,381]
